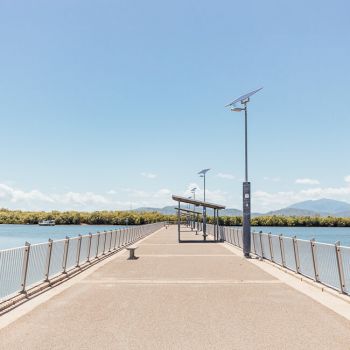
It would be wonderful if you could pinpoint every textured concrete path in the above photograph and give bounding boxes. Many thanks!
[0,225,350,349]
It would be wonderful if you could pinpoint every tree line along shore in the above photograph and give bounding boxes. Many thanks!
[1,209,350,227]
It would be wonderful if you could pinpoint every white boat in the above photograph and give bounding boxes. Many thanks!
[38,220,56,226]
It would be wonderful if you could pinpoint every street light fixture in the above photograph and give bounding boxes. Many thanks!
[190,187,197,200]
[198,169,210,238]
[190,188,197,231]
[198,169,210,202]
[225,87,263,258]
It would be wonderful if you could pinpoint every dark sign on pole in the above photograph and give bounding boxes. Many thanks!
[243,182,251,256]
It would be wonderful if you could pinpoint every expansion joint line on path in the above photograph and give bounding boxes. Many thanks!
[79,279,283,285]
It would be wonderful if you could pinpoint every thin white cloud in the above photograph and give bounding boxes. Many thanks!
[121,188,149,198]
[295,178,320,185]
[182,183,228,204]
[53,192,109,206]
[0,184,53,203]
[263,176,281,182]
[217,173,235,180]
[344,175,350,183]
[154,188,171,198]
[141,172,157,179]
[253,185,350,212]
[0,182,179,211]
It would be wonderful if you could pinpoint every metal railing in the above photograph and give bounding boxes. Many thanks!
[0,222,165,305]
[209,224,350,295]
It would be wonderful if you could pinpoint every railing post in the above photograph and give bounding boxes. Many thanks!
[310,238,319,282]
[335,241,346,293]
[259,231,264,258]
[292,236,300,273]
[252,231,256,254]
[111,230,117,250]
[232,228,236,246]
[87,233,92,262]
[113,230,117,250]
[62,236,70,274]
[96,232,100,257]
[122,228,126,246]
[268,232,274,262]
[279,234,286,267]
[108,231,112,252]
[44,239,53,282]
[102,231,107,255]
[76,234,82,267]
[21,242,31,294]
[117,229,122,248]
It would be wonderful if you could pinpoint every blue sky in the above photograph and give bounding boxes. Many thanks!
[0,0,350,212]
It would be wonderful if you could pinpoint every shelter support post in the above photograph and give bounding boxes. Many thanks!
[177,201,181,242]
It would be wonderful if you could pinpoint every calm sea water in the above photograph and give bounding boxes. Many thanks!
[253,226,350,247]
[1,224,350,250]
[0,224,125,250]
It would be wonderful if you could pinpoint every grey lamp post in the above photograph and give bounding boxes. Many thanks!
[190,187,197,231]
[187,196,192,227]
[198,168,210,202]
[198,168,210,237]
[225,88,262,258]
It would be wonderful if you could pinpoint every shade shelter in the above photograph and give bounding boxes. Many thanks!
[172,195,226,242]
[175,207,202,234]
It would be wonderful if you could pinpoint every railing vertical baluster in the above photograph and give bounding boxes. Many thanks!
[21,242,31,294]
[279,234,286,267]
[102,231,107,255]
[252,231,256,254]
[108,231,112,252]
[310,238,319,282]
[87,233,92,262]
[117,229,121,248]
[335,241,346,293]
[122,228,125,246]
[96,233,100,258]
[113,230,117,250]
[45,239,53,282]
[268,232,274,262]
[62,236,70,274]
[292,236,300,274]
[259,231,263,258]
[111,230,117,250]
[76,234,82,267]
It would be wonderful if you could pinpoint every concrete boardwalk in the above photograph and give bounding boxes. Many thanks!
[1,226,350,349]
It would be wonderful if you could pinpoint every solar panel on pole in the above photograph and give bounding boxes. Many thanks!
[225,87,263,107]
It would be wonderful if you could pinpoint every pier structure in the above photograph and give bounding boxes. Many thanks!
[172,195,225,243]
[0,224,350,349]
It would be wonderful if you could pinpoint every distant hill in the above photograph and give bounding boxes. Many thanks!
[133,206,242,216]
[133,198,350,218]
[287,198,350,215]
[264,208,320,217]
[134,206,176,215]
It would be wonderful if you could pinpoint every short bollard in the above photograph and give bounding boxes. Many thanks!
[126,246,138,260]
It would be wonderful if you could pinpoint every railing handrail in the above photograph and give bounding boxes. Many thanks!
[208,224,350,296]
[0,222,166,307]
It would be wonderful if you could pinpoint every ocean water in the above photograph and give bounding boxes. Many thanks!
[1,224,350,251]
[253,226,350,247]
[0,224,125,250]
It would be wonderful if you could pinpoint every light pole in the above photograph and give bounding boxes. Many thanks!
[191,187,197,231]
[198,168,210,237]
[198,168,210,202]
[187,196,192,227]
[225,88,262,258]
